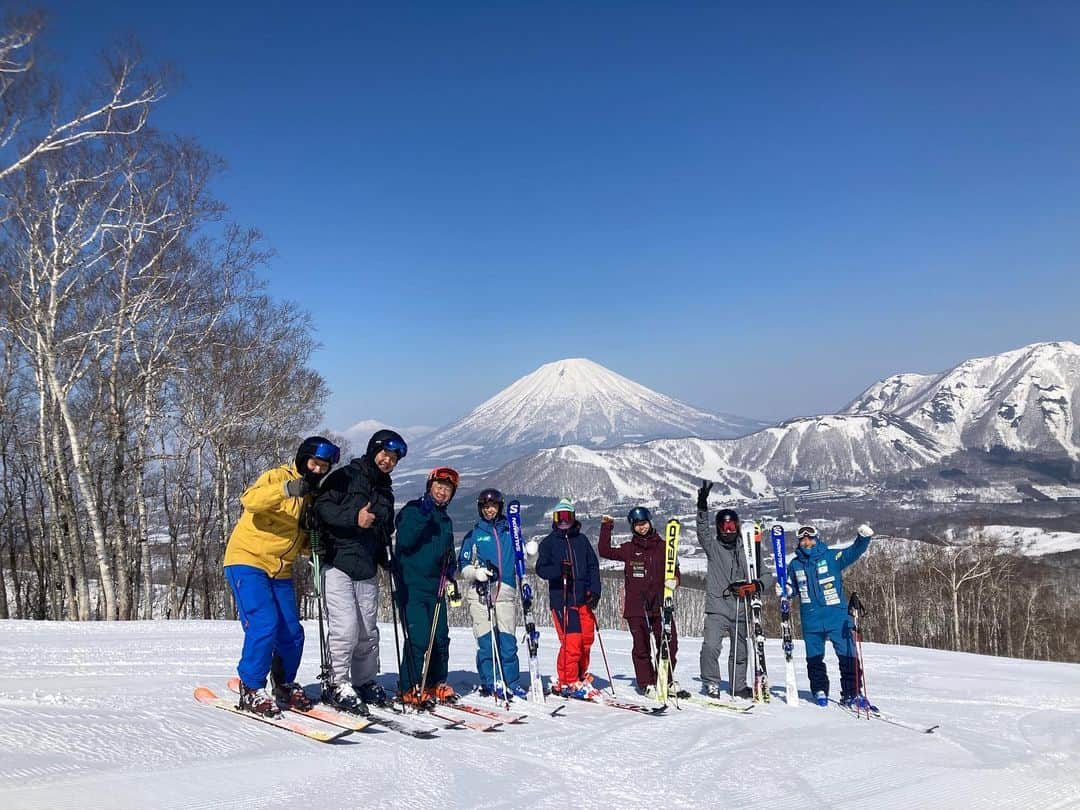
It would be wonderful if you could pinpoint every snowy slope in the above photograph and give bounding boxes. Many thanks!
[844,341,1080,459]
[2,620,1078,810]
[407,358,767,471]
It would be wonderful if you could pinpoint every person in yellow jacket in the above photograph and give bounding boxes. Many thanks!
[223,436,340,717]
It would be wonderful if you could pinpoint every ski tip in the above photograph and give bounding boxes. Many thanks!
[193,686,218,703]
[226,676,241,692]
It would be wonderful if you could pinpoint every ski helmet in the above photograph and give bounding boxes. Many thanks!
[295,436,340,482]
[627,506,652,528]
[426,466,460,501]
[367,429,407,460]
[715,508,740,535]
[476,488,504,518]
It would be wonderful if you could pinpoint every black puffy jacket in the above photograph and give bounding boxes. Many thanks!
[313,455,394,581]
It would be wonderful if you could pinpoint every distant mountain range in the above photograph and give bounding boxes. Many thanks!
[401,358,768,473]
[485,341,1080,507]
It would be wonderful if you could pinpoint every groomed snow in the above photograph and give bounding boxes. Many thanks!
[1,620,1078,809]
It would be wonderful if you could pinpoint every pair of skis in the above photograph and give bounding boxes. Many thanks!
[655,519,680,704]
[740,522,770,703]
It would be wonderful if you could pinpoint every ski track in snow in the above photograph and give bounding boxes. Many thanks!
[0,620,1078,809]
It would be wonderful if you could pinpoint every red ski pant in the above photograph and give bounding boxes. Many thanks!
[627,614,678,687]
[551,605,595,684]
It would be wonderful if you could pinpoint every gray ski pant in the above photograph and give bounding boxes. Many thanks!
[322,565,380,687]
[699,611,748,691]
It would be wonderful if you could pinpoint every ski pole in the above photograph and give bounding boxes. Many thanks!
[419,551,453,704]
[588,605,617,697]
[486,583,511,710]
[385,538,417,709]
[849,592,870,718]
[309,522,334,694]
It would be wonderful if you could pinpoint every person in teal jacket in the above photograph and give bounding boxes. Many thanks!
[787,523,873,707]
[393,467,459,703]
[458,488,531,700]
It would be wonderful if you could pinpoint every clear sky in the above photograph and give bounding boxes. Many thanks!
[40,1,1080,432]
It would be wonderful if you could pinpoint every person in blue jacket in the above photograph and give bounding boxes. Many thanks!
[458,488,534,700]
[535,498,602,700]
[787,523,874,708]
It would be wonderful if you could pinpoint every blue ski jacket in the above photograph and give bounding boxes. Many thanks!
[535,522,600,612]
[459,517,518,593]
[787,534,870,633]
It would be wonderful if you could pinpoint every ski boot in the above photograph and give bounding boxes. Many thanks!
[431,682,456,702]
[358,680,390,707]
[671,681,691,700]
[327,682,370,716]
[704,683,723,699]
[237,684,282,718]
[569,680,600,701]
[272,680,313,711]
[735,686,754,700]
[814,690,829,707]
[840,694,879,713]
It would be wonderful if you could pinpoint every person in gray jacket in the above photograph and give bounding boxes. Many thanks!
[696,481,753,699]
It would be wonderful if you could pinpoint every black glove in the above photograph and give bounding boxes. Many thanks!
[560,560,574,582]
[696,479,713,511]
[586,592,600,610]
[284,478,311,499]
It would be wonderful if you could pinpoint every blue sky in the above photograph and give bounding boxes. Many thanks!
[42,2,1080,432]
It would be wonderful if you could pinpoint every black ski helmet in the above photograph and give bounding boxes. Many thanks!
[295,436,340,482]
[715,508,740,535]
[627,506,652,528]
[477,488,504,518]
[366,429,407,460]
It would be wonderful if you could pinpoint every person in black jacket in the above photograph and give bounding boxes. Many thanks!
[312,429,406,713]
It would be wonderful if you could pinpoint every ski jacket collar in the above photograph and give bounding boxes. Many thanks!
[549,520,582,536]
[631,530,663,549]
[350,454,392,488]
[795,537,827,563]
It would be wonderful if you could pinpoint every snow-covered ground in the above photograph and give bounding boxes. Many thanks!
[981,525,1080,557]
[1,620,1078,809]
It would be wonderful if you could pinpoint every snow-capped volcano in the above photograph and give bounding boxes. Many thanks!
[408,358,766,472]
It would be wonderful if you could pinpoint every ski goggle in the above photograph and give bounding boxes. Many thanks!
[796,526,818,539]
[309,440,341,466]
[381,437,407,459]
[428,467,460,488]
[554,510,574,526]
[719,518,739,531]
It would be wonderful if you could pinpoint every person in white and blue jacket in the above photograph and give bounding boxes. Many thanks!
[786,523,874,708]
[458,489,534,700]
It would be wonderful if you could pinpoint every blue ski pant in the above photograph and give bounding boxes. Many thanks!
[467,582,521,688]
[224,565,304,690]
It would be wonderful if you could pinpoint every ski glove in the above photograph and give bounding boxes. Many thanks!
[696,480,713,511]
[474,566,490,583]
[664,578,678,592]
[524,540,539,557]
[284,478,311,499]
[857,524,874,538]
[419,494,435,515]
[585,592,601,610]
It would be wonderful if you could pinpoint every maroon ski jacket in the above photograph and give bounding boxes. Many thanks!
[598,521,680,618]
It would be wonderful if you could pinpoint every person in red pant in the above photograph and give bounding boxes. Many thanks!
[598,507,681,698]
[535,498,602,700]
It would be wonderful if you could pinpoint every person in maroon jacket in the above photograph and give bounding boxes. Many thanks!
[598,506,681,697]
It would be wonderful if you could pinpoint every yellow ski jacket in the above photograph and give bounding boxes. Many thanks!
[223,464,309,579]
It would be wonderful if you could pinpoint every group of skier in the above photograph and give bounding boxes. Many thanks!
[221,432,875,720]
